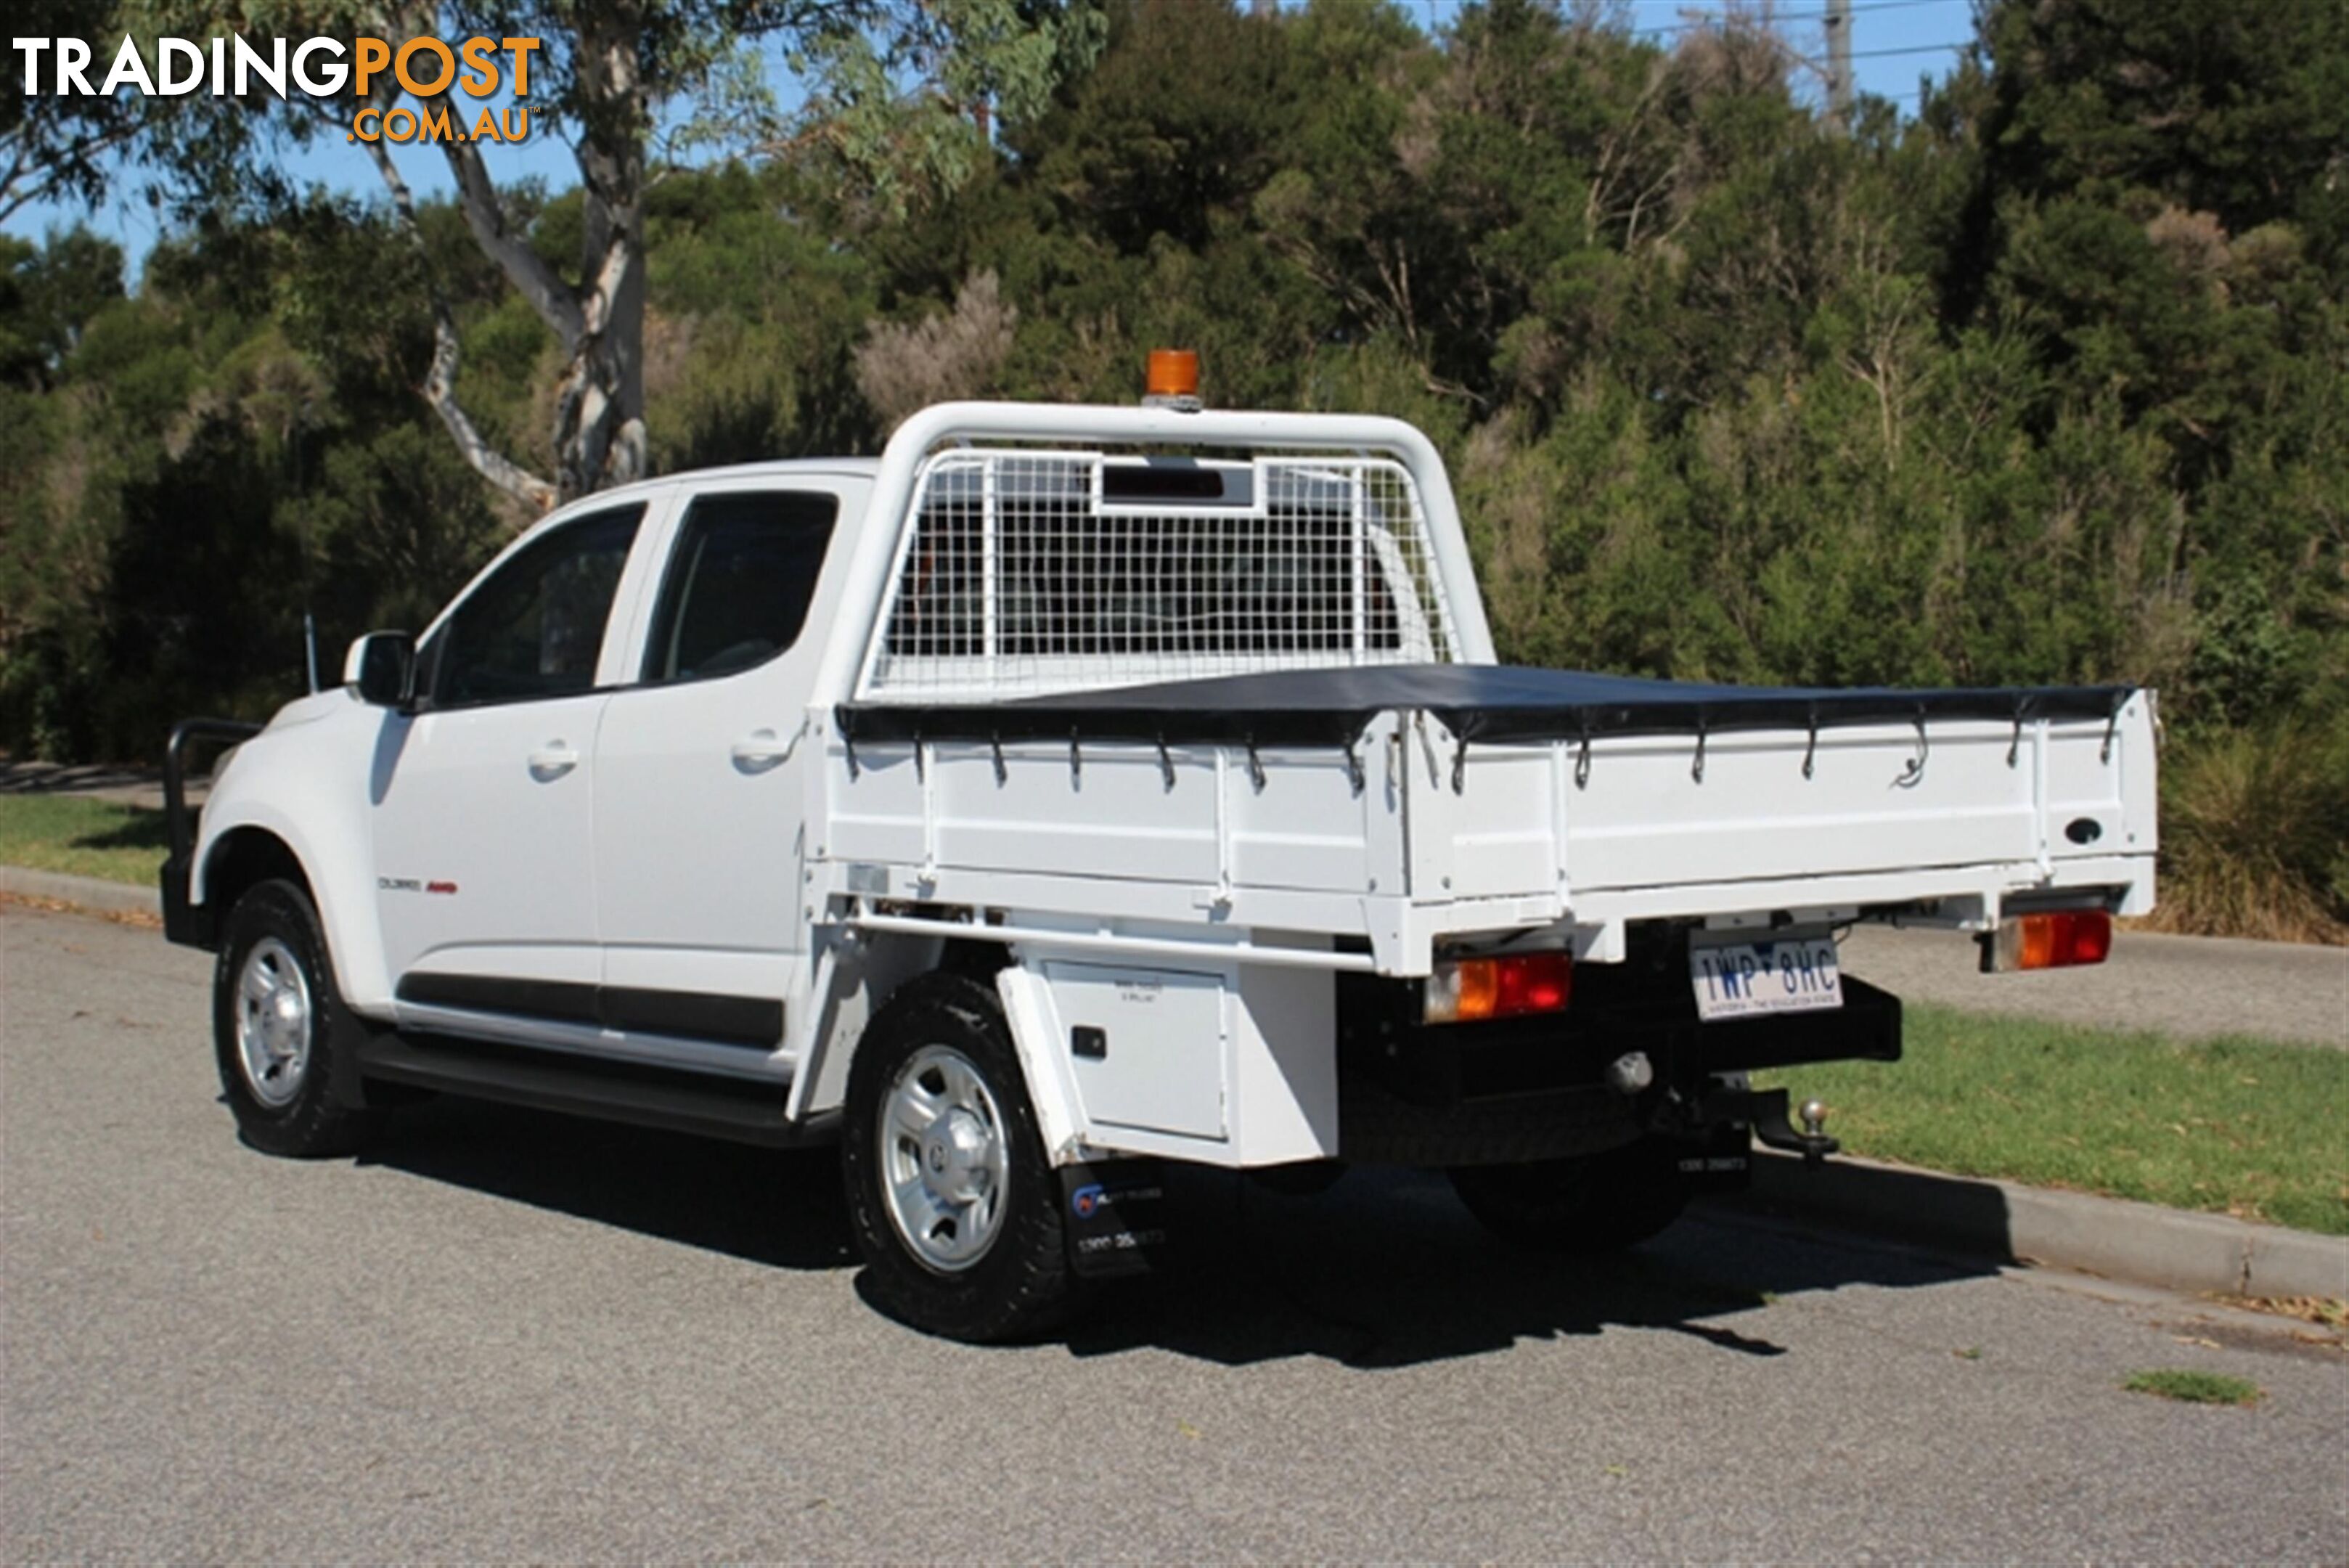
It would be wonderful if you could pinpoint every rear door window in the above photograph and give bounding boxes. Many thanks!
[640,491,839,684]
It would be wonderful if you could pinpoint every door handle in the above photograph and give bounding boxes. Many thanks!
[528,742,579,780]
[730,727,797,772]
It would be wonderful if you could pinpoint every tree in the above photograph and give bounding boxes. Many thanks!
[147,0,1102,515]
[1974,0,2349,250]
[0,0,150,224]
[0,227,126,388]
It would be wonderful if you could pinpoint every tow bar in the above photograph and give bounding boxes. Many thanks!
[1704,1085,1840,1168]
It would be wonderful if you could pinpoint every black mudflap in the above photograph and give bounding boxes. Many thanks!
[1058,1159,1172,1279]
[1672,1122,1755,1194]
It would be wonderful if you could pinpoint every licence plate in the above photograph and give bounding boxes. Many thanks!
[1690,936,1843,1021]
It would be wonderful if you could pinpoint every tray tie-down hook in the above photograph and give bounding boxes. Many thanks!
[2100,708,2119,764]
[912,728,924,783]
[843,730,859,780]
[2007,711,2023,769]
[1893,712,1929,789]
[1574,730,1593,791]
[1246,734,1267,792]
[1341,736,1365,796]
[1156,734,1176,791]
[989,731,1008,785]
[1450,733,1468,794]
[1801,711,1819,780]
[1068,727,1081,785]
[1691,719,1708,784]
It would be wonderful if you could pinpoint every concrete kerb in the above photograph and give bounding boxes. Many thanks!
[1730,1150,2349,1303]
[6,861,2345,1303]
[1,865,163,919]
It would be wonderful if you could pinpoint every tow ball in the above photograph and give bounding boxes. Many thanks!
[1702,1086,1841,1169]
[1798,1099,1837,1164]
[1761,1092,1839,1169]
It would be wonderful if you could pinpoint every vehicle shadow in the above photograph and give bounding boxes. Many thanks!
[69,809,173,853]
[1061,1162,1993,1369]
[359,1096,1998,1370]
[357,1093,856,1270]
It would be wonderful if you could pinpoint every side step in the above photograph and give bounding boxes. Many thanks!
[357,1032,835,1149]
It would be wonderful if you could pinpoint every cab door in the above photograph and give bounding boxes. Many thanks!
[371,499,655,1026]
[590,483,849,1059]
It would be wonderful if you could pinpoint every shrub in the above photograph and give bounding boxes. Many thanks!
[2146,717,2349,944]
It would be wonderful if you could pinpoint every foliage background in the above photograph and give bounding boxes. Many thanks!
[2,0,2342,937]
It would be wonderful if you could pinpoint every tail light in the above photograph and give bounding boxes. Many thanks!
[1988,910,2112,972]
[1423,952,1573,1024]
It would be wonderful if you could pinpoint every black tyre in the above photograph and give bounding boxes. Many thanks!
[1448,1137,1689,1254]
[212,879,378,1158]
[842,973,1082,1343]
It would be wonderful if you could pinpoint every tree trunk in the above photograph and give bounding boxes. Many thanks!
[353,7,653,520]
[550,5,649,501]
[559,219,647,499]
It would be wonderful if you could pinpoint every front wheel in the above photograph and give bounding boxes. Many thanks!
[842,973,1082,1343]
[213,879,377,1157]
[1448,1138,1689,1254]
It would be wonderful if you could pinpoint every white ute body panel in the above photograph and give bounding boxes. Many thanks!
[186,401,2157,1170]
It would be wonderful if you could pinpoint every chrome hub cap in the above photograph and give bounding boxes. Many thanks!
[234,936,312,1108]
[879,1045,1010,1273]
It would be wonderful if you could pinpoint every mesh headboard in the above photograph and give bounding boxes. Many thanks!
[857,449,1461,701]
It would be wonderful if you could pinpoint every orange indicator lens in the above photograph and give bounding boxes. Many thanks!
[2017,914,2057,971]
[1453,957,1499,1021]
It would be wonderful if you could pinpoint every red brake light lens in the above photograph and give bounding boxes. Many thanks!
[1424,952,1573,1024]
[2064,910,2112,965]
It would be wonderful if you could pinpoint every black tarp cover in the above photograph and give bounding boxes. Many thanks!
[836,663,2134,750]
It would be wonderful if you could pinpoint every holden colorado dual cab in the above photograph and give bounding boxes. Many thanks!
[162,386,2157,1342]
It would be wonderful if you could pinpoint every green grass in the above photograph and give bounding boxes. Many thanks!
[2122,1369,2262,1406]
[1760,1004,2349,1236]
[0,795,172,886]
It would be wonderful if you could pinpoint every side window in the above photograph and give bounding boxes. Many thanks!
[640,491,839,684]
[430,503,645,708]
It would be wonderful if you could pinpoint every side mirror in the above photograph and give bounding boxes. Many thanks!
[346,631,415,709]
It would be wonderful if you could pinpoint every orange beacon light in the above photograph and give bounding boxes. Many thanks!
[1144,348,1201,409]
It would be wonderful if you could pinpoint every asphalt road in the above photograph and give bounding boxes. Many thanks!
[5,904,2345,1562]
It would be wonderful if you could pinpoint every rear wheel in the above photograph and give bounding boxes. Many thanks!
[1448,1137,1688,1254]
[212,879,377,1157]
[842,973,1082,1342]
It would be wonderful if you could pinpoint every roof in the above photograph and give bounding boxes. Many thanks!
[669,457,881,483]
[508,458,881,542]
[594,456,881,505]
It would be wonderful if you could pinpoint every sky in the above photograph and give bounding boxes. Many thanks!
[2,0,1980,281]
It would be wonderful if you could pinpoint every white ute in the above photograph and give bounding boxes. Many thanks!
[163,383,2157,1341]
